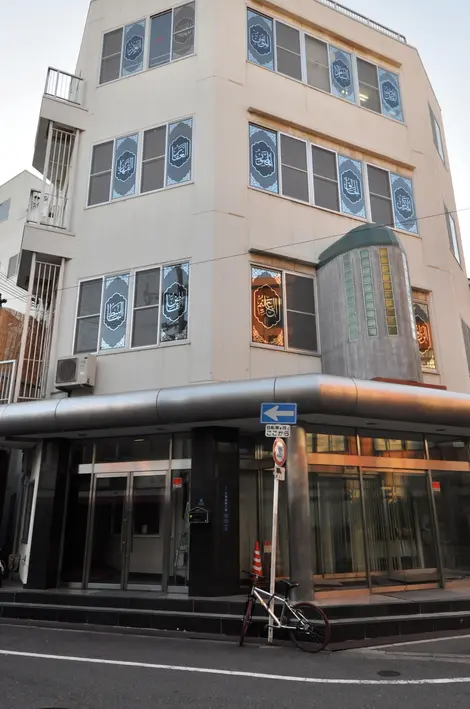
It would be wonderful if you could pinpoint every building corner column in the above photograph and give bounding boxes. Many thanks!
[286,426,314,601]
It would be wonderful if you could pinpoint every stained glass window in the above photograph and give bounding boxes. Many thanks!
[379,248,398,336]
[413,301,436,370]
[251,267,284,346]
[359,249,378,337]
[343,253,358,341]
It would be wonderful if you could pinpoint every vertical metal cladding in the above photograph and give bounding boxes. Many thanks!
[317,224,422,382]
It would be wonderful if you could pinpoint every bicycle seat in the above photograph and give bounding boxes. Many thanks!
[279,579,299,589]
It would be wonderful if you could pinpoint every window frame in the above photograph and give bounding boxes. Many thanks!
[250,262,320,355]
[73,262,190,355]
[278,131,310,204]
[98,2,196,87]
[412,292,438,373]
[356,56,382,115]
[86,116,194,208]
[130,266,162,349]
[247,8,404,123]
[311,144,340,213]
[430,106,446,164]
[445,205,462,266]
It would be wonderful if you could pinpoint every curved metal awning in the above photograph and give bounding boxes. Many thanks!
[0,373,469,438]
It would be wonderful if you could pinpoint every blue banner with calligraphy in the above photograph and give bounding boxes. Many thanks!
[247,9,274,70]
[112,134,138,200]
[329,46,355,103]
[391,173,418,234]
[338,155,365,218]
[249,124,278,194]
[166,119,193,186]
[122,21,146,77]
[160,263,189,342]
[379,69,403,122]
[100,273,129,350]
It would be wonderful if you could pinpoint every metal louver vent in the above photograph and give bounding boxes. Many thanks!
[56,357,78,385]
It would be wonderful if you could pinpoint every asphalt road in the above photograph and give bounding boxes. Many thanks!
[2,624,470,708]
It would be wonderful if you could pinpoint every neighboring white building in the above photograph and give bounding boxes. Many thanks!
[3,0,470,600]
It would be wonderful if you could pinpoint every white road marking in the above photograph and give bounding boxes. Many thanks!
[358,634,470,651]
[0,649,469,685]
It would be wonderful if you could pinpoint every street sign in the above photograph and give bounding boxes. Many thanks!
[265,424,291,438]
[274,466,285,481]
[260,403,297,425]
[272,437,287,467]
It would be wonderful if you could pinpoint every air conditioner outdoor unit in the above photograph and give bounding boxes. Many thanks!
[55,354,97,391]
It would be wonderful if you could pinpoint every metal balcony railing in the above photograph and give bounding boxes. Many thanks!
[0,360,17,404]
[44,67,84,106]
[317,0,407,43]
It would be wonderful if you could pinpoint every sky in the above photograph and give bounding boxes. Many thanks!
[1,0,469,263]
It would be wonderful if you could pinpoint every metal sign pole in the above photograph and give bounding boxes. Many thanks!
[268,466,280,645]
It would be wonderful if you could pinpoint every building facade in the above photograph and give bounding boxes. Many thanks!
[1,0,470,598]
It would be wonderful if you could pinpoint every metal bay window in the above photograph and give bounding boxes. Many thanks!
[247,8,404,122]
[251,265,318,353]
[74,263,190,354]
[99,2,195,84]
[88,118,193,206]
[249,123,417,233]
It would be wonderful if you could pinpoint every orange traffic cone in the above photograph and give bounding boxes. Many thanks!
[251,541,263,577]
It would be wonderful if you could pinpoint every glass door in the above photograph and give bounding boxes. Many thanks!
[362,470,439,588]
[125,473,167,589]
[87,475,128,587]
[85,471,169,590]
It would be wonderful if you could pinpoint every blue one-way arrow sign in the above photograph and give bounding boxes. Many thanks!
[260,403,297,425]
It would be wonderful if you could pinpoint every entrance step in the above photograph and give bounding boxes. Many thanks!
[2,590,470,646]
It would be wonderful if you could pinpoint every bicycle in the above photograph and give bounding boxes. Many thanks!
[239,572,331,653]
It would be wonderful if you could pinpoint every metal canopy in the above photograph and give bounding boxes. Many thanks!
[1,373,470,438]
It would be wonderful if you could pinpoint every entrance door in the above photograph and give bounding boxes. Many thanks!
[86,472,167,590]
[362,470,439,588]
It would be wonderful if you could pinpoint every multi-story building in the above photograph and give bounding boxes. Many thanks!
[2,0,470,599]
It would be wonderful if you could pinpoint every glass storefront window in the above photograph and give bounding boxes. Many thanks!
[363,470,438,586]
[427,435,469,462]
[359,430,425,458]
[306,426,357,455]
[60,473,91,584]
[432,471,470,580]
[309,466,367,590]
[94,434,171,462]
[173,433,192,459]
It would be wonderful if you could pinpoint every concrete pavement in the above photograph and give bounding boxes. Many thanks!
[2,624,470,708]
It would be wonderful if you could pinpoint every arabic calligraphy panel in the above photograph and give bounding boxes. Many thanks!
[390,173,418,234]
[247,9,274,70]
[249,125,279,194]
[251,267,284,346]
[122,21,146,76]
[379,69,403,122]
[160,263,189,342]
[100,274,130,350]
[329,46,355,103]
[112,134,139,200]
[338,155,366,217]
[166,119,192,186]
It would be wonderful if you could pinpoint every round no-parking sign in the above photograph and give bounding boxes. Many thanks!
[272,437,287,467]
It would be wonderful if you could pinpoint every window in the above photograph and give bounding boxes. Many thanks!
[342,253,358,341]
[100,3,195,84]
[75,279,102,354]
[74,263,189,354]
[249,124,279,194]
[88,141,114,206]
[462,319,470,376]
[367,165,393,227]
[275,22,302,81]
[305,36,330,92]
[413,297,437,370]
[430,107,445,163]
[100,28,123,84]
[312,146,339,211]
[280,135,308,202]
[445,206,461,264]
[359,249,378,337]
[7,254,18,279]
[141,127,166,193]
[251,266,318,353]
[357,58,381,114]
[246,9,404,122]
[378,248,398,335]
[0,199,10,223]
[88,118,193,207]
[149,2,195,68]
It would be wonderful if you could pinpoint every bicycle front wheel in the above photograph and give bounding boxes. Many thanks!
[239,597,254,647]
[289,602,331,653]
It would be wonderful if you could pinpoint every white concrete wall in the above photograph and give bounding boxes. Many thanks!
[43,0,470,395]
[0,171,43,314]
